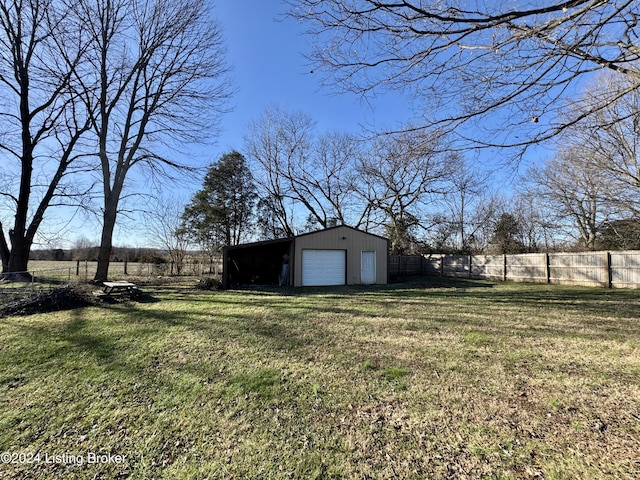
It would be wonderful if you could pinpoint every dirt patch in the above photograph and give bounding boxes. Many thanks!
[0,285,98,318]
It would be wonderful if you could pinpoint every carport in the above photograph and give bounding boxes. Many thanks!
[222,237,294,289]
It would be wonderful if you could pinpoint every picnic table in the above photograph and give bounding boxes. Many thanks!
[94,281,141,300]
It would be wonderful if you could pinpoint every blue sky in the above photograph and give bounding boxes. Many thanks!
[211,1,416,158]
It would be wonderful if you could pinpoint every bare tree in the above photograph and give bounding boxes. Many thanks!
[287,1,640,151]
[144,196,189,275]
[302,130,366,229]
[435,157,493,252]
[510,193,559,252]
[564,72,640,217]
[429,192,510,253]
[355,129,455,253]
[73,0,232,281]
[246,106,367,235]
[526,146,609,250]
[245,106,311,237]
[247,106,464,247]
[0,0,91,276]
[246,107,380,236]
[71,235,98,261]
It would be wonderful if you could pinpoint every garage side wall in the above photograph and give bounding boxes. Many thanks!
[293,226,388,286]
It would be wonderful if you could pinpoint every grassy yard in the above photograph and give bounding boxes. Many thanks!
[0,277,639,479]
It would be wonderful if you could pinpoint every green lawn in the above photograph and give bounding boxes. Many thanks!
[1,278,639,479]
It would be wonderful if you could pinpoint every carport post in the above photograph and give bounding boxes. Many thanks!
[222,247,229,289]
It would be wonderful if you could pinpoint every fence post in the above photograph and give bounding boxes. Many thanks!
[606,251,613,289]
[546,253,551,284]
[440,254,445,277]
[503,254,507,282]
[468,255,472,279]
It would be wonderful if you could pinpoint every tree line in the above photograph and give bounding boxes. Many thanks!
[178,87,640,257]
[29,245,167,264]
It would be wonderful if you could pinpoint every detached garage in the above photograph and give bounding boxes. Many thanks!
[222,225,388,288]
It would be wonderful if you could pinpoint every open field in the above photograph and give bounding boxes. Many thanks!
[0,277,639,479]
[3,260,186,284]
[0,261,210,305]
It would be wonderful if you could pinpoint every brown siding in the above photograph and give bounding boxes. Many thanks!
[293,226,388,286]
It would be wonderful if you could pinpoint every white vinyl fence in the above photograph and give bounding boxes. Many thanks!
[391,250,640,289]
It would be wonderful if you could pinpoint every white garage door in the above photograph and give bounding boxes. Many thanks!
[302,250,346,286]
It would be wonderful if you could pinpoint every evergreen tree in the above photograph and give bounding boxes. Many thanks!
[182,152,257,250]
[491,214,526,254]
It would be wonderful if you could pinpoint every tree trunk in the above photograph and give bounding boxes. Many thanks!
[6,238,32,276]
[6,157,34,278]
[94,195,119,282]
[0,224,9,272]
[2,228,33,280]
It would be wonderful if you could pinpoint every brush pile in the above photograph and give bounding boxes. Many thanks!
[195,277,223,290]
[0,286,96,318]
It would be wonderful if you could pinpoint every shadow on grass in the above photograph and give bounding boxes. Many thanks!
[3,280,638,428]
[83,277,640,354]
[234,275,494,297]
[136,293,161,304]
[63,307,117,362]
[224,276,640,343]
[2,305,119,367]
[96,293,161,305]
[7,278,635,384]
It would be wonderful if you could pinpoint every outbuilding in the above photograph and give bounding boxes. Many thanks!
[222,225,389,288]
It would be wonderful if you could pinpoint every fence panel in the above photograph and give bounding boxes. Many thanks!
[548,252,609,287]
[610,251,640,288]
[389,255,424,276]
[471,255,504,280]
[421,255,441,276]
[443,255,470,277]
[421,254,443,275]
[506,253,548,283]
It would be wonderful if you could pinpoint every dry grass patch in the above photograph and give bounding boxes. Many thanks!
[0,278,639,479]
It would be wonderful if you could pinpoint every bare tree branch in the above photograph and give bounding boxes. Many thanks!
[287,0,640,152]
